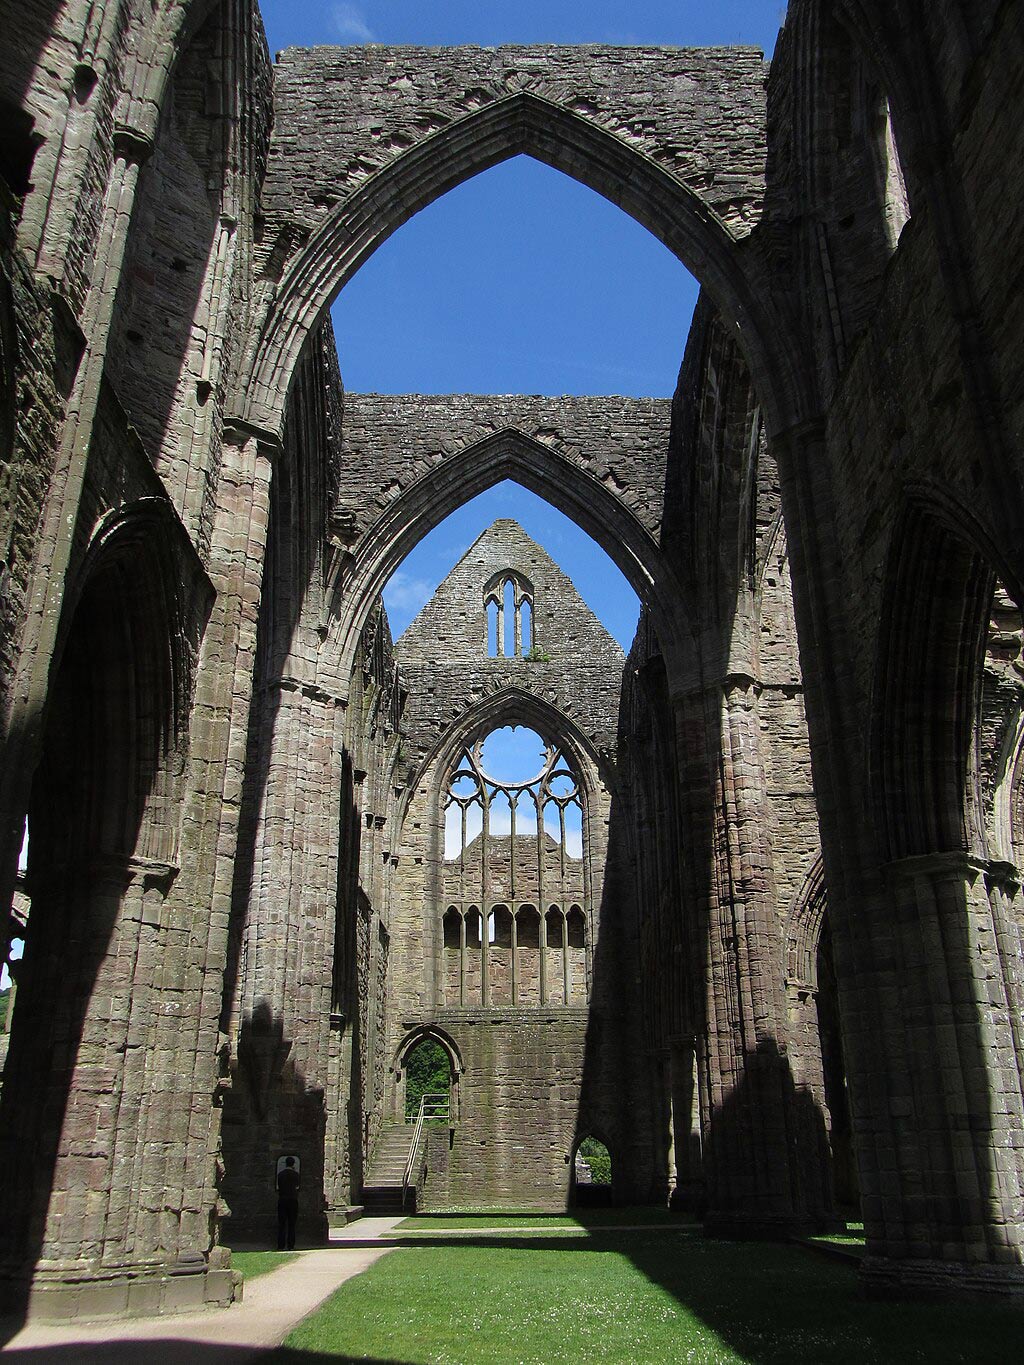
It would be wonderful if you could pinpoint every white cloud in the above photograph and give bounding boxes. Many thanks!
[332,3,374,42]
[384,569,433,616]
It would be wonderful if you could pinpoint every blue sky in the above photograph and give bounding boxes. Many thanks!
[258,1,783,648]
[259,3,785,55]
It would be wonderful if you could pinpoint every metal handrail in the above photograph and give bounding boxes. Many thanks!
[402,1092,450,1207]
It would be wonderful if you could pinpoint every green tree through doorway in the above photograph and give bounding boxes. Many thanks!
[404,1039,451,1121]
[578,1136,611,1184]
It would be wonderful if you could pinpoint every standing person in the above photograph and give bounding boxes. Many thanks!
[277,1156,300,1250]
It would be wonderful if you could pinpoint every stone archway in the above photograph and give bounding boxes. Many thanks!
[321,419,691,692]
[391,1025,464,1125]
[233,54,807,440]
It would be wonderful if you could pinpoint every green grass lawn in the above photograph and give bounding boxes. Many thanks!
[277,1229,1024,1363]
[230,1250,298,1280]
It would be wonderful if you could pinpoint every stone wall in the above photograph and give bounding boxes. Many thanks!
[262,43,768,246]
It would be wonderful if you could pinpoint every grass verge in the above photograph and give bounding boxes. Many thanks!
[276,1228,1024,1363]
[230,1250,299,1281]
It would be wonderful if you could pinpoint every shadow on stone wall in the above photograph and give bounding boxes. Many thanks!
[572,788,660,1208]
[219,1001,329,1248]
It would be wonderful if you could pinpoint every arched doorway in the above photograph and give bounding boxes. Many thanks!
[403,1036,453,1123]
[394,1029,461,1126]
[571,1134,612,1208]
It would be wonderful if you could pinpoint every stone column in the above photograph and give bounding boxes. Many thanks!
[163,419,278,1288]
[776,418,1024,1290]
[229,670,346,1244]
[674,678,804,1236]
[854,854,1024,1294]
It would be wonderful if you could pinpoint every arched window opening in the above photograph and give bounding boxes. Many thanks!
[439,727,588,1007]
[563,799,583,860]
[546,907,563,948]
[515,905,541,1007]
[403,1037,453,1123]
[483,571,535,660]
[441,907,462,1005]
[516,906,540,947]
[504,578,516,656]
[572,1135,612,1207]
[465,909,482,948]
[489,905,514,1004]
[515,789,538,836]
[464,907,482,1003]
[492,906,513,948]
[442,908,461,949]
[545,906,565,1004]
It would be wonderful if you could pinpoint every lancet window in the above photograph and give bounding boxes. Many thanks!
[485,572,534,657]
[440,727,589,1006]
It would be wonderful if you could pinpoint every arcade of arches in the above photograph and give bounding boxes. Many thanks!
[1,0,1024,1323]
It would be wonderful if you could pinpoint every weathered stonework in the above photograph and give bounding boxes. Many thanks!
[0,0,1022,1323]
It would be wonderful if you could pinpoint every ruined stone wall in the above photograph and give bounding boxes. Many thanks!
[615,291,829,1224]
[337,393,673,551]
[754,0,1024,1283]
[0,190,77,731]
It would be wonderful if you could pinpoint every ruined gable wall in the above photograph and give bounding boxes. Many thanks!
[397,517,624,763]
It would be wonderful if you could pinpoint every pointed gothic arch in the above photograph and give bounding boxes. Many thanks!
[320,427,689,693]
[233,89,805,439]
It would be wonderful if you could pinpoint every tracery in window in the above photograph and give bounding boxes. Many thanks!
[484,571,534,658]
[439,726,588,1006]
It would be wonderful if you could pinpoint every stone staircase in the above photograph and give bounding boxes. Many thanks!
[362,1123,419,1214]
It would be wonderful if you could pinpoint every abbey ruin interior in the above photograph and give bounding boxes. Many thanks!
[1,0,1023,1325]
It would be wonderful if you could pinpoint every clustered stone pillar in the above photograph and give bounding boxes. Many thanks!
[684,678,803,1235]
[850,855,1024,1292]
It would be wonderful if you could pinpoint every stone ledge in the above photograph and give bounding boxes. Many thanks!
[860,1254,1024,1300]
[2,1262,239,1325]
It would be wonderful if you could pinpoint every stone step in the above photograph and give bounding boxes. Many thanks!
[362,1184,416,1214]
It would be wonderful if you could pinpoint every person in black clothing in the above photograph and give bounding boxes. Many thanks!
[277,1156,299,1250]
